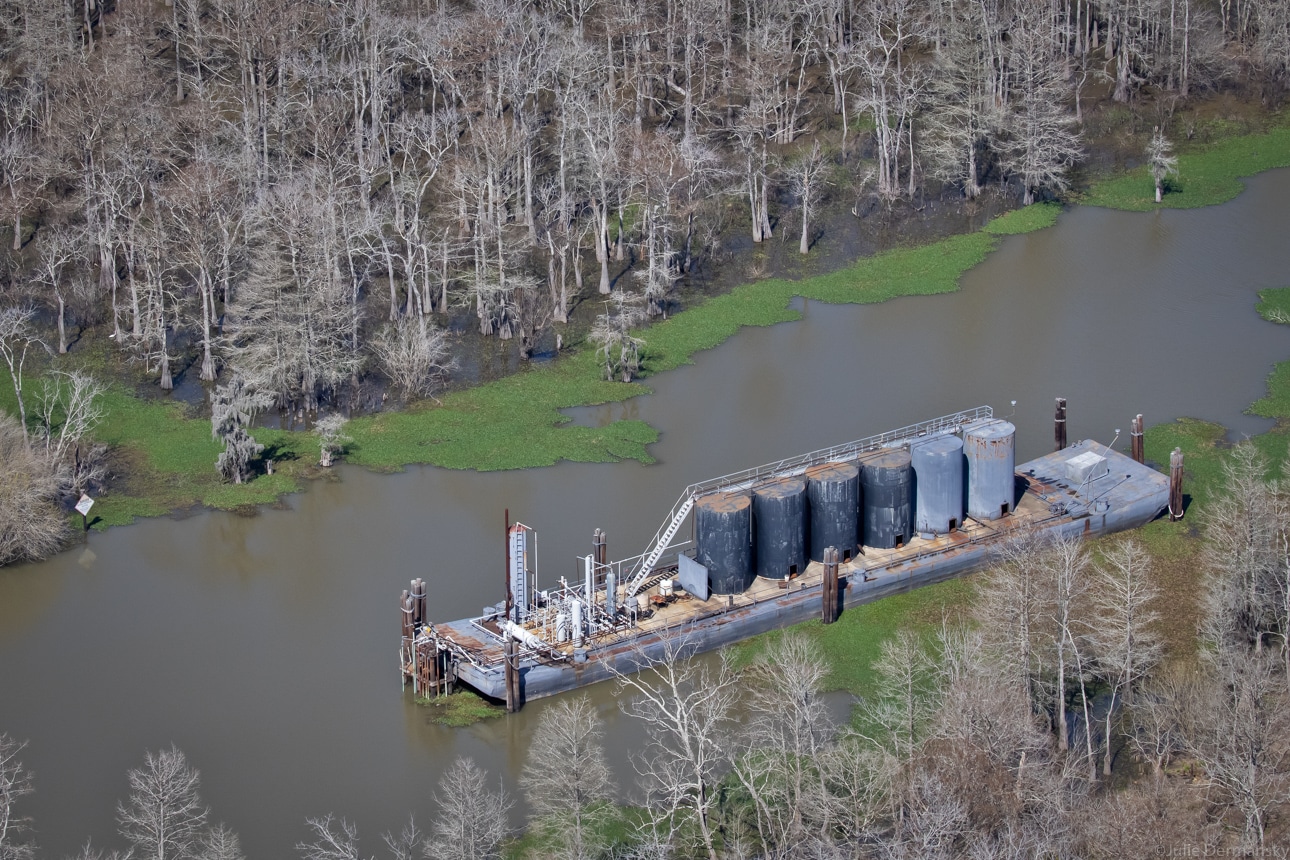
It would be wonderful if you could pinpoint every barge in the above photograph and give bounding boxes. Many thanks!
[399,407,1176,708]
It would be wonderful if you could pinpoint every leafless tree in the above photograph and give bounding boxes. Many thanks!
[314,414,350,469]
[1200,443,1285,655]
[788,141,829,255]
[0,733,35,860]
[999,5,1084,205]
[588,291,646,383]
[381,816,422,860]
[1089,538,1162,775]
[426,757,510,860]
[371,316,453,400]
[117,745,210,860]
[728,633,838,854]
[33,369,106,494]
[863,628,938,762]
[0,410,65,565]
[1185,649,1290,849]
[195,824,245,860]
[0,306,46,445]
[519,696,615,860]
[297,814,360,860]
[614,635,740,860]
[1147,128,1179,203]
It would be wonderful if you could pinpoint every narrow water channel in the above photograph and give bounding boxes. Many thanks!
[2,171,1289,856]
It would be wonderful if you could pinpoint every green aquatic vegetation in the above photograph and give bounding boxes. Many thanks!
[415,690,506,727]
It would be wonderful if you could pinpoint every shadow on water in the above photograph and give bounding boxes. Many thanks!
[2,171,1290,855]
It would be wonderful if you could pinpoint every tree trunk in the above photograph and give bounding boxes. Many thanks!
[57,294,67,354]
[799,199,810,254]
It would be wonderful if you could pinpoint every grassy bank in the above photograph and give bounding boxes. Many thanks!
[1081,112,1290,210]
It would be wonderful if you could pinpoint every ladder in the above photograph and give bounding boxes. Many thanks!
[623,494,694,599]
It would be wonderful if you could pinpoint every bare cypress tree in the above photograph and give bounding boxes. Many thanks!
[1089,538,1162,775]
[613,636,739,860]
[210,374,269,485]
[427,757,510,860]
[1147,128,1180,203]
[519,696,615,860]
[116,746,209,860]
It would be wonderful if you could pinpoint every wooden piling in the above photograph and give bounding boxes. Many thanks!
[822,546,840,625]
[1131,414,1144,464]
[1169,447,1185,521]
[1054,398,1067,451]
[504,635,520,713]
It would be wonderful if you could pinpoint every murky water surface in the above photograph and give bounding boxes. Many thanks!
[3,172,1290,855]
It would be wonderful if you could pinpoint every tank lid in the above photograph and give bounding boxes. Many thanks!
[805,461,859,481]
[965,419,1016,440]
[753,476,806,499]
[695,491,751,513]
[911,434,964,455]
[863,448,912,470]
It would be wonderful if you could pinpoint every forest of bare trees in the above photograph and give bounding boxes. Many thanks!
[2,0,1288,418]
[4,441,1290,858]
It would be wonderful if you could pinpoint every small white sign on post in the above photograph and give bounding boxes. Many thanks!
[75,494,95,518]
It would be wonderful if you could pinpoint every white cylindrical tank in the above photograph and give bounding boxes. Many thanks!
[964,420,1016,520]
[571,599,584,647]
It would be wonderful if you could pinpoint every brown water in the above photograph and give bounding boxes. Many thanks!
[3,171,1290,856]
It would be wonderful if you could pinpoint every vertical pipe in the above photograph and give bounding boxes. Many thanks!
[1131,414,1144,464]
[584,553,595,629]
[1169,447,1185,521]
[1055,397,1067,451]
[504,508,513,622]
[605,571,616,619]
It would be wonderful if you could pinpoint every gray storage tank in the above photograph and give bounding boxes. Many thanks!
[911,435,965,537]
[753,476,809,579]
[965,419,1016,520]
[695,492,754,594]
[861,449,913,549]
[805,462,860,562]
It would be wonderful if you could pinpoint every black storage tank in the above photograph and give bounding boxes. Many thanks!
[695,492,754,595]
[911,435,965,537]
[805,462,860,562]
[753,476,809,579]
[861,449,913,549]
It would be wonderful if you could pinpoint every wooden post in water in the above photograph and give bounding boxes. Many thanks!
[1054,398,1067,451]
[822,546,840,624]
[1169,448,1185,521]
[1131,414,1145,464]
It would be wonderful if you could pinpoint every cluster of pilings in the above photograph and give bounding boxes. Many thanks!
[400,578,455,699]
[1053,399,1184,521]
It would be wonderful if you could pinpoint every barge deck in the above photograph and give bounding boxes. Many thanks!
[400,412,1173,707]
